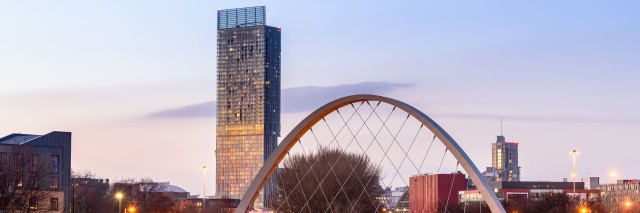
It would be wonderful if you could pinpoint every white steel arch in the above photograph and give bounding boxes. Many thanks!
[236,94,505,213]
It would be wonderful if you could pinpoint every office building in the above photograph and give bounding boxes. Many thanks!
[409,173,467,212]
[379,186,408,210]
[491,135,520,181]
[599,179,640,211]
[0,131,72,212]
[582,177,600,190]
[460,181,600,210]
[215,6,281,209]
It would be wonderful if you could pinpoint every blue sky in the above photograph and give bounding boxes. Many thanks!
[1,1,639,195]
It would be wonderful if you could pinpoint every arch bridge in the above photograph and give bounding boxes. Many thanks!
[237,94,505,213]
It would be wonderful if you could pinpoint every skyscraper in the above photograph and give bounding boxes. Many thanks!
[491,135,521,181]
[215,6,281,209]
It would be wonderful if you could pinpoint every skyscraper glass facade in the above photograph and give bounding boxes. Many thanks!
[215,6,281,209]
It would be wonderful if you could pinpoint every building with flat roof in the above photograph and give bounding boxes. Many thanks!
[215,5,281,209]
[409,173,467,213]
[491,135,520,182]
[460,181,600,211]
[379,186,408,211]
[0,131,72,212]
[599,179,640,212]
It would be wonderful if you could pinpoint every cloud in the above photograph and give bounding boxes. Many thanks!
[147,100,217,118]
[435,113,640,125]
[147,81,413,118]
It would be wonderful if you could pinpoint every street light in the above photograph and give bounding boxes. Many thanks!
[610,171,617,184]
[570,150,579,196]
[202,166,207,212]
[125,206,135,213]
[115,192,124,213]
[625,201,632,208]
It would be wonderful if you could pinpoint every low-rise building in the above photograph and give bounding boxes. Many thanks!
[460,181,601,210]
[0,131,72,212]
[379,186,408,210]
[177,198,239,213]
[600,179,640,212]
[409,172,467,213]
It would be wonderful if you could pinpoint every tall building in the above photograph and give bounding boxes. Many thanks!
[491,135,521,181]
[215,6,281,209]
[0,131,72,212]
[409,173,467,213]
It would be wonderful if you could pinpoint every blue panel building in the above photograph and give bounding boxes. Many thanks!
[0,131,71,212]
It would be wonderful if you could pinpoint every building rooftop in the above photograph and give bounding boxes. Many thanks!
[0,133,41,145]
[217,6,267,30]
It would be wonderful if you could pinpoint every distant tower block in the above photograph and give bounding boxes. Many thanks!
[491,134,521,182]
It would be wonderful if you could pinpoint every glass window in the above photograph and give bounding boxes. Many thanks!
[29,197,38,210]
[29,175,38,188]
[50,176,59,189]
[15,153,23,171]
[0,152,6,172]
[50,155,59,173]
[49,198,58,210]
[30,154,39,173]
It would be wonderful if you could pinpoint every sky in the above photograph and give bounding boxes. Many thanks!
[1,1,639,195]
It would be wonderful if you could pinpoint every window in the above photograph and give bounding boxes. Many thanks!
[0,152,6,172]
[49,198,58,210]
[29,197,38,210]
[29,175,38,188]
[50,176,59,189]
[30,154,39,173]
[17,177,23,188]
[50,155,59,173]
[15,153,23,171]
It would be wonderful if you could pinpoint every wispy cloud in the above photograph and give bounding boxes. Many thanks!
[147,81,413,118]
[436,113,640,125]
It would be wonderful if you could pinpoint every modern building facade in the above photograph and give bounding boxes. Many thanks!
[490,135,520,182]
[0,131,72,212]
[460,181,601,209]
[409,173,467,213]
[378,186,408,211]
[583,176,600,190]
[599,179,640,211]
[215,6,281,209]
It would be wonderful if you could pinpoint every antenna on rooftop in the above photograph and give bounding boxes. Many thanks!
[500,117,503,136]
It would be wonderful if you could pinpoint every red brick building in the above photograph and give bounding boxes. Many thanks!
[409,173,467,212]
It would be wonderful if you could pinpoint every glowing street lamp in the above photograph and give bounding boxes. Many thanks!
[610,171,617,184]
[625,201,632,208]
[125,206,135,213]
[115,192,124,213]
[570,150,579,195]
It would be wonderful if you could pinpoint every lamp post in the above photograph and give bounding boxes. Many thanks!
[610,171,617,184]
[570,150,578,197]
[71,183,76,213]
[202,166,207,212]
[115,192,123,213]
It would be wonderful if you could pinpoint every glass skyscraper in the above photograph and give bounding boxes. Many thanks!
[215,6,281,209]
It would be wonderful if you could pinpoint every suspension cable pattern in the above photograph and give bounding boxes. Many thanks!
[236,94,506,213]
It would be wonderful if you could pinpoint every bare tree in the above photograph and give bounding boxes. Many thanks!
[133,178,175,213]
[269,147,384,212]
[0,148,54,212]
[71,170,111,213]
